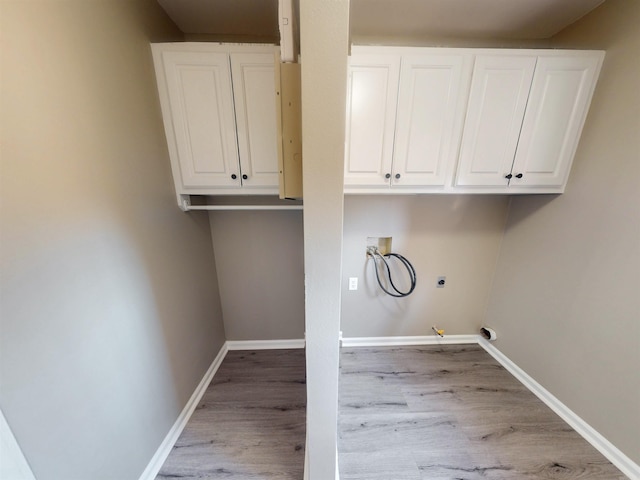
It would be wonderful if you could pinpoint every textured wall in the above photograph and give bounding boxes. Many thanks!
[485,0,640,465]
[0,1,226,478]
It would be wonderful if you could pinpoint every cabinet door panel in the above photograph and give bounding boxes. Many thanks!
[162,51,239,188]
[456,55,536,186]
[231,53,279,189]
[345,53,400,187]
[393,54,470,186]
[510,55,602,187]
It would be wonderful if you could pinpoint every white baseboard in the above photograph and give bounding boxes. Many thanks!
[478,338,640,480]
[0,408,36,480]
[341,334,479,347]
[226,339,305,350]
[138,342,228,480]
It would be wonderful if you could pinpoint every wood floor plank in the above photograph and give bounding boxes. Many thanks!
[339,345,626,480]
[157,345,625,479]
[339,451,422,480]
[413,451,516,480]
[339,412,471,454]
[339,382,409,414]
[156,349,306,480]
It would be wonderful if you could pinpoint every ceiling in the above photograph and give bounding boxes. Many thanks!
[157,0,279,40]
[157,0,606,41]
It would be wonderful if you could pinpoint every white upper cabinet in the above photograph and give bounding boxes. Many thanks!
[455,55,537,187]
[159,50,239,189]
[230,53,280,189]
[344,51,399,188]
[345,47,472,192]
[455,51,604,192]
[393,53,471,187]
[345,46,604,195]
[152,43,279,196]
[509,55,603,189]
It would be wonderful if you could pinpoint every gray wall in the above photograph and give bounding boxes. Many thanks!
[0,1,226,478]
[341,195,509,336]
[205,37,551,344]
[485,0,640,465]
[338,35,549,339]
[208,211,305,340]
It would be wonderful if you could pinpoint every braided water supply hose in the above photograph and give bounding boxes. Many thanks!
[367,247,417,298]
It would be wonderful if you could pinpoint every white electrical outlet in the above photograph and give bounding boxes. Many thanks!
[348,277,358,290]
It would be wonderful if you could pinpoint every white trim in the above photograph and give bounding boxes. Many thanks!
[0,408,36,480]
[226,339,306,350]
[478,338,640,480]
[341,334,479,347]
[278,0,295,62]
[138,343,229,480]
[187,205,303,211]
[303,430,309,480]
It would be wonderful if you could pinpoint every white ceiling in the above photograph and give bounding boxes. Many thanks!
[158,0,606,40]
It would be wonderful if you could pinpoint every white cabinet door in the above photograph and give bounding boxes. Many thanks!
[456,55,536,186]
[392,53,470,187]
[509,54,603,188]
[231,53,279,190]
[160,50,240,189]
[344,53,400,187]
[342,47,603,195]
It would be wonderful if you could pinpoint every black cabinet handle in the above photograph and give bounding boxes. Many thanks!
[385,173,391,179]
[515,173,523,178]
[395,173,401,179]
[242,174,248,180]
[505,173,513,179]
[231,174,237,180]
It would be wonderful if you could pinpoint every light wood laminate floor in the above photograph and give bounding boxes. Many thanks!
[156,345,625,479]
[339,345,626,479]
[156,349,306,480]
